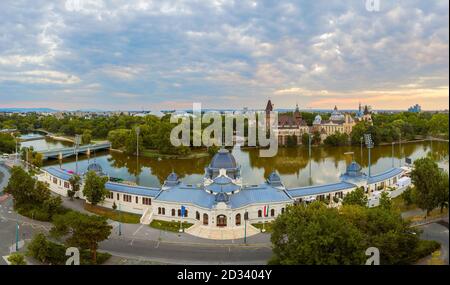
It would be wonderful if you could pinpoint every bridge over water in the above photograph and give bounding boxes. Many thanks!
[39,142,112,159]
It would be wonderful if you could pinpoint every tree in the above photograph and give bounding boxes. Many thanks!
[27,233,51,264]
[411,157,442,216]
[51,211,112,264]
[341,205,421,265]
[401,187,415,206]
[270,203,367,265]
[286,135,298,147]
[82,171,108,205]
[342,187,368,207]
[68,174,81,200]
[7,253,27,265]
[82,130,92,145]
[0,133,15,153]
[379,191,392,210]
[312,131,321,145]
[324,132,349,146]
[436,171,449,213]
[301,133,309,146]
[4,166,37,205]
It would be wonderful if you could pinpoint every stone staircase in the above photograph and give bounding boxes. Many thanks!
[185,223,260,240]
[139,207,153,225]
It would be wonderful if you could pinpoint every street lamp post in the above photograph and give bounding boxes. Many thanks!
[118,202,122,236]
[74,135,81,175]
[391,142,395,168]
[135,127,140,158]
[135,127,140,184]
[308,133,312,183]
[360,137,363,164]
[244,211,248,244]
[364,134,374,177]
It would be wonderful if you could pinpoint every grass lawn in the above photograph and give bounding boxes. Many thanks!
[84,204,141,224]
[392,196,418,212]
[405,208,449,223]
[150,219,193,232]
[252,222,274,233]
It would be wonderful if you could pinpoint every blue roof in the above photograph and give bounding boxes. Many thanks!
[105,182,160,197]
[155,184,216,208]
[368,168,403,184]
[205,182,240,193]
[229,184,292,208]
[45,167,73,181]
[287,182,356,198]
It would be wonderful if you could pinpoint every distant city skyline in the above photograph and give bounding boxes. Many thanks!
[0,1,448,111]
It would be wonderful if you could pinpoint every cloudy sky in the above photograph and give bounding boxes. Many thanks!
[0,0,448,111]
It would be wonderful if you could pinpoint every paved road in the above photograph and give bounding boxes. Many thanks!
[0,195,273,265]
[418,220,449,265]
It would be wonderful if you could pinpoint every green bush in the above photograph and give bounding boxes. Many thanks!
[412,240,441,261]
[7,253,27,265]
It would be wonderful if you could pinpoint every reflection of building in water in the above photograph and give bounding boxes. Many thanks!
[266,100,357,145]
[38,148,406,238]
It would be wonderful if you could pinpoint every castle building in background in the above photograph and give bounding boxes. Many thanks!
[266,101,356,145]
[275,104,309,145]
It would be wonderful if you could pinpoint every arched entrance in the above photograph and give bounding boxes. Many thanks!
[216,215,227,227]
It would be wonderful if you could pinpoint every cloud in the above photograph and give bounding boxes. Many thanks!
[0,0,448,110]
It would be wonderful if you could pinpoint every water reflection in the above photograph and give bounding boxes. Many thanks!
[42,141,448,189]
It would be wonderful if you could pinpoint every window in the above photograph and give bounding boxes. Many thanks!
[196,211,200,220]
[106,192,113,199]
[172,209,175,216]
[184,210,188,217]
[271,209,275,217]
[53,177,57,184]
[64,181,70,189]
[162,208,165,215]
[281,208,285,214]
[142,197,151,205]
[136,196,139,204]
[178,209,181,217]
[158,207,161,214]
[123,194,131,202]
[258,210,262,218]
[203,213,208,225]
[244,212,249,220]
[235,214,241,226]
[116,193,120,200]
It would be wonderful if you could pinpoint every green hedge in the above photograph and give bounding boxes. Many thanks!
[150,219,193,232]
[16,204,72,222]
[27,233,111,265]
[412,240,441,261]
[84,204,141,224]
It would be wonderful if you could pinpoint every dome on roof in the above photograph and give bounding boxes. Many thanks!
[164,172,180,186]
[209,148,237,169]
[346,162,363,177]
[166,172,178,181]
[313,115,322,124]
[87,163,104,174]
[267,171,283,187]
[268,172,281,182]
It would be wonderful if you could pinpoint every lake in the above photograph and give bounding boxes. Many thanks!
[34,139,449,189]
